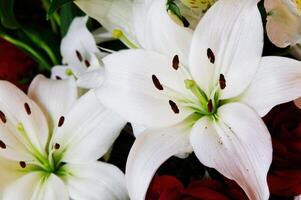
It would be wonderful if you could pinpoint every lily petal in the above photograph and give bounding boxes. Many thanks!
[28,75,78,128]
[0,158,25,194]
[50,65,71,80]
[126,122,192,200]
[132,0,193,65]
[189,0,263,98]
[190,103,272,200]
[60,16,100,73]
[74,0,137,45]
[52,90,126,163]
[241,56,301,117]
[65,162,128,200]
[2,172,68,200]
[264,0,301,47]
[97,49,195,128]
[76,68,105,89]
[0,81,48,154]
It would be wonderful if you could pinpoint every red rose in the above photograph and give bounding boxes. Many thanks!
[146,175,248,200]
[0,38,36,90]
[146,175,184,200]
[264,102,301,197]
[183,179,248,200]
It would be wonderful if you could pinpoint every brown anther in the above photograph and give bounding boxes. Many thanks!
[0,140,6,149]
[75,50,83,62]
[169,100,180,114]
[152,75,163,91]
[24,103,31,115]
[219,74,226,90]
[207,48,215,64]
[207,99,213,113]
[84,59,90,67]
[19,161,26,168]
[55,76,62,80]
[0,111,6,123]
[54,143,60,150]
[172,55,179,70]
[58,116,65,127]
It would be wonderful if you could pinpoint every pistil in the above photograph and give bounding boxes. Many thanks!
[184,79,208,107]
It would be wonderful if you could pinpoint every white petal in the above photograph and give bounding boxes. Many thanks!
[0,81,48,154]
[52,90,126,163]
[61,16,100,71]
[190,103,272,200]
[66,162,128,200]
[132,0,193,65]
[241,56,301,116]
[189,0,263,98]
[74,0,138,45]
[3,172,68,200]
[50,65,70,80]
[126,122,192,200]
[28,75,78,128]
[264,0,301,47]
[131,123,146,137]
[295,195,301,200]
[97,49,195,128]
[76,68,105,89]
[0,158,24,193]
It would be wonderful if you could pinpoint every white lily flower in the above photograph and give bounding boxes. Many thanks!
[264,0,301,47]
[0,75,128,200]
[51,16,106,89]
[96,0,301,199]
[296,195,301,200]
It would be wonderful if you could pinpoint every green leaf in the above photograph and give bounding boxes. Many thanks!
[0,0,20,29]
[47,0,73,19]
[60,2,83,37]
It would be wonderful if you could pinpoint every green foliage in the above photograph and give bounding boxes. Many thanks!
[47,0,74,19]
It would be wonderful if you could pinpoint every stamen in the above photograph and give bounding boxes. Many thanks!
[169,100,180,114]
[75,50,83,62]
[152,75,164,90]
[84,60,90,68]
[207,99,213,113]
[54,143,60,150]
[172,55,179,70]
[19,161,26,168]
[0,140,6,149]
[207,48,215,64]
[24,103,31,115]
[184,79,207,106]
[0,111,6,123]
[219,74,226,89]
[55,76,62,80]
[58,116,65,127]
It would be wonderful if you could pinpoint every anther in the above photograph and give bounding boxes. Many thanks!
[0,111,6,123]
[75,50,83,62]
[172,55,179,70]
[58,116,65,127]
[54,143,60,150]
[24,103,31,115]
[19,161,26,168]
[207,99,213,113]
[219,74,226,90]
[0,140,6,149]
[55,76,62,80]
[207,48,215,64]
[152,75,163,90]
[84,59,90,67]
[169,100,180,114]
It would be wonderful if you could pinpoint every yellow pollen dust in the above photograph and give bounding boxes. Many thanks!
[112,29,123,39]
[295,0,301,11]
